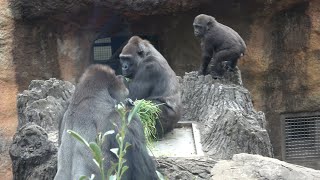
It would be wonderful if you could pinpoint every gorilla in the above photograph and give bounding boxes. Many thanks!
[119,36,181,138]
[193,14,246,77]
[55,64,158,180]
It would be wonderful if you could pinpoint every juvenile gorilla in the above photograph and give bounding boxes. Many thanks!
[193,14,246,77]
[119,36,181,138]
[55,64,158,180]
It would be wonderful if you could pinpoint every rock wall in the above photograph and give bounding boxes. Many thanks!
[241,1,320,162]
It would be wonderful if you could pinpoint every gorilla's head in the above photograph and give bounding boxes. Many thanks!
[193,14,216,38]
[119,36,150,79]
[78,64,128,102]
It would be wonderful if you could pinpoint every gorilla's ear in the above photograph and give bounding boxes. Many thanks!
[207,20,213,31]
[138,42,146,56]
[139,40,151,56]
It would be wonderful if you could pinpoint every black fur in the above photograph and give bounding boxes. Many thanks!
[193,14,246,77]
[55,64,158,180]
[119,36,182,138]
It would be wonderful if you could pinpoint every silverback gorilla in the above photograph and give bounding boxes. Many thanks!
[55,64,158,180]
[119,36,181,138]
[193,14,246,77]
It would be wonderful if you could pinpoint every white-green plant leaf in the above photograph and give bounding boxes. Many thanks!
[110,148,119,157]
[112,122,118,128]
[102,130,115,143]
[89,174,95,180]
[156,170,165,180]
[89,142,103,165]
[128,100,143,123]
[107,162,118,177]
[103,130,115,136]
[93,159,100,168]
[125,142,131,149]
[67,130,90,148]
[109,175,116,180]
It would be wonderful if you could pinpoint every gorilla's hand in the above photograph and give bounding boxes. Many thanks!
[125,98,135,109]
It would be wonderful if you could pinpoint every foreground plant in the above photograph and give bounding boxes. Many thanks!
[68,100,166,180]
[68,101,142,180]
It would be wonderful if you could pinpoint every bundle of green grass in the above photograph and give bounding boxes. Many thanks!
[134,99,161,146]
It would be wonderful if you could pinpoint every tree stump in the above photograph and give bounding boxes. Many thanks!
[180,71,273,159]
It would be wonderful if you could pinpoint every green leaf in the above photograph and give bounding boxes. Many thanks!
[110,148,119,157]
[125,142,131,149]
[93,159,100,168]
[89,142,103,165]
[79,175,88,180]
[120,165,129,176]
[128,100,143,123]
[67,130,90,148]
[107,162,118,177]
[121,159,127,164]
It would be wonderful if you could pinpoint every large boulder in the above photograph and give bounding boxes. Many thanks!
[211,153,320,180]
[9,123,57,180]
[17,78,75,136]
[11,78,74,179]
[157,156,216,180]
[180,71,273,159]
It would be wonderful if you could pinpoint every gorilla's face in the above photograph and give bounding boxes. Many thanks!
[109,75,129,102]
[119,58,137,79]
[119,36,146,79]
[193,22,206,38]
[193,14,213,38]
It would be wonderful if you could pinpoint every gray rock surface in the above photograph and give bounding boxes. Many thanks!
[17,78,75,135]
[11,72,274,179]
[9,0,205,19]
[211,153,320,180]
[157,156,216,180]
[9,123,57,180]
[180,71,273,159]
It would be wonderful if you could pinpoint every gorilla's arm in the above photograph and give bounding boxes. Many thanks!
[199,42,214,75]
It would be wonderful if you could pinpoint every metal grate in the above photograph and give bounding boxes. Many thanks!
[93,46,112,61]
[282,113,320,161]
[93,37,112,61]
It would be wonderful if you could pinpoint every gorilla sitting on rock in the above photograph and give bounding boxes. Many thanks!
[193,14,246,78]
[55,64,158,180]
[119,36,182,138]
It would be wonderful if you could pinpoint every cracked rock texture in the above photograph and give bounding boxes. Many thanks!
[211,153,320,180]
[157,156,216,180]
[180,71,273,159]
[17,78,75,137]
[9,123,57,180]
[9,0,206,19]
